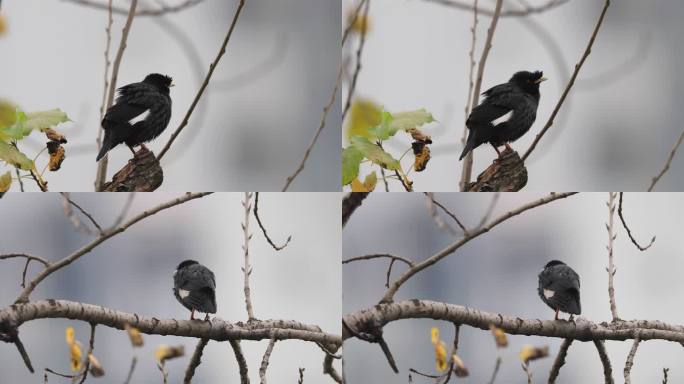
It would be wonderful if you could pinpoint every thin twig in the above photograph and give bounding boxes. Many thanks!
[617,193,655,251]
[15,167,24,192]
[460,0,478,161]
[29,169,48,192]
[95,0,138,191]
[298,367,305,383]
[342,0,367,46]
[343,253,414,267]
[522,0,611,161]
[663,367,669,383]
[606,192,619,322]
[253,192,291,251]
[459,0,503,191]
[123,356,137,384]
[381,192,576,303]
[623,333,641,384]
[14,192,212,304]
[77,323,97,384]
[96,0,113,155]
[593,340,614,384]
[259,336,277,384]
[64,0,205,16]
[425,193,458,236]
[281,57,344,191]
[341,0,371,122]
[424,0,567,17]
[60,193,104,235]
[242,192,256,321]
[157,0,247,161]
[229,340,250,384]
[488,357,501,384]
[547,338,572,384]
[648,127,684,191]
[442,323,461,384]
[424,193,468,234]
[475,192,499,229]
[183,338,209,384]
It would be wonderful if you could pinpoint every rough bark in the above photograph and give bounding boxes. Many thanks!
[466,148,527,192]
[103,147,163,192]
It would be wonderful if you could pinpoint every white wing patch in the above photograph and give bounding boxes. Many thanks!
[492,111,513,126]
[129,109,150,125]
[543,289,555,299]
[179,289,190,299]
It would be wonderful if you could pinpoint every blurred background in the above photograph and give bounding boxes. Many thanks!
[344,192,684,383]
[0,0,339,191]
[0,192,341,382]
[342,0,684,191]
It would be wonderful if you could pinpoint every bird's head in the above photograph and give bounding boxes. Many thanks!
[544,260,566,269]
[143,73,174,93]
[510,70,547,96]
[176,259,199,271]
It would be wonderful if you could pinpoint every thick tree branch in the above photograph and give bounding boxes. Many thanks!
[183,338,209,384]
[13,192,212,304]
[259,336,277,384]
[157,0,246,161]
[380,192,577,303]
[342,299,684,344]
[547,338,572,384]
[593,340,614,384]
[522,0,611,161]
[323,354,343,384]
[459,0,503,191]
[623,333,640,384]
[0,299,341,348]
[342,192,369,228]
[229,340,250,384]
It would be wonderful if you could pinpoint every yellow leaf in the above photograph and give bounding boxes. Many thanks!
[0,14,6,36]
[430,327,439,345]
[434,340,448,372]
[489,324,508,348]
[88,354,105,377]
[65,327,75,345]
[519,345,549,364]
[346,99,382,140]
[412,142,430,172]
[155,345,184,364]
[0,171,11,193]
[363,171,377,191]
[47,142,65,171]
[70,343,83,372]
[452,354,469,377]
[350,178,367,192]
[125,324,144,347]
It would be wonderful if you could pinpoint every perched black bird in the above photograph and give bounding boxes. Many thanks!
[538,260,581,320]
[173,260,217,320]
[96,73,173,161]
[459,70,547,160]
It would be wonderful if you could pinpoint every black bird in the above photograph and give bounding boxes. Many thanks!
[173,260,217,320]
[96,73,173,161]
[538,260,581,320]
[459,70,547,160]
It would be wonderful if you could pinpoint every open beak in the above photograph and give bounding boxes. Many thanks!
[534,76,548,84]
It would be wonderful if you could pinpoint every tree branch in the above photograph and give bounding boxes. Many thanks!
[77,323,97,384]
[229,340,250,384]
[593,340,614,384]
[95,0,138,191]
[14,192,212,304]
[323,354,343,384]
[254,192,291,251]
[242,192,256,321]
[617,192,655,251]
[606,192,619,322]
[424,193,468,234]
[423,0,568,17]
[380,192,577,303]
[95,0,112,159]
[157,0,246,161]
[64,0,205,16]
[459,0,503,191]
[60,192,104,235]
[522,0,611,161]
[342,192,369,228]
[623,332,640,384]
[547,338,572,384]
[647,126,684,191]
[259,336,277,384]
[183,338,209,384]
[341,0,371,122]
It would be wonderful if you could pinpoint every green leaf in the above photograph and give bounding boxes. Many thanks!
[0,171,11,192]
[0,141,34,170]
[350,136,400,170]
[342,145,364,186]
[0,110,28,141]
[0,101,16,130]
[24,109,69,132]
[368,109,434,141]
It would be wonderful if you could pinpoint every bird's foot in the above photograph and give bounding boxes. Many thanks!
[204,314,212,321]
[504,142,513,152]
[140,144,149,152]
[127,145,136,155]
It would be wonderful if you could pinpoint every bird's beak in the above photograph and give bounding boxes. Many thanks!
[534,76,548,84]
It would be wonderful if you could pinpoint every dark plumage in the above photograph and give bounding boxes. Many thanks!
[538,260,581,320]
[96,73,173,161]
[173,260,216,320]
[459,70,547,160]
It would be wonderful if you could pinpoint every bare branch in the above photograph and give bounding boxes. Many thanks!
[63,0,205,16]
[14,192,212,303]
[157,0,246,160]
[342,192,370,228]
[254,192,291,251]
[424,193,468,234]
[606,192,620,322]
[381,192,577,303]
[623,333,641,384]
[424,0,568,17]
[96,0,113,158]
[617,193,655,251]
[229,340,250,384]
[460,0,478,175]
[242,192,256,321]
[459,0,503,191]
[475,192,500,229]
[259,336,277,384]
[281,56,343,191]
[95,0,138,191]
[648,126,684,191]
[323,354,343,383]
[183,338,209,384]
[343,299,684,345]
[522,0,611,161]
[342,0,367,46]
[123,356,137,384]
[487,357,501,384]
[343,253,414,267]
[109,192,136,229]
[341,0,371,122]
[77,323,97,384]
[60,193,104,235]
[593,340,614,384]
[663,367,670,383]
[0,254,50,267]
[547,338,572,384]
[425,192,459,236]
[298,367,305,383]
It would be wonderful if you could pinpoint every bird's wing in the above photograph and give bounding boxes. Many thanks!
[469,84,517,124]
[104,83,165,125]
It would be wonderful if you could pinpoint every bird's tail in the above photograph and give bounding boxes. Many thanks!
[459,131,477,160]
[96,131,114,162]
